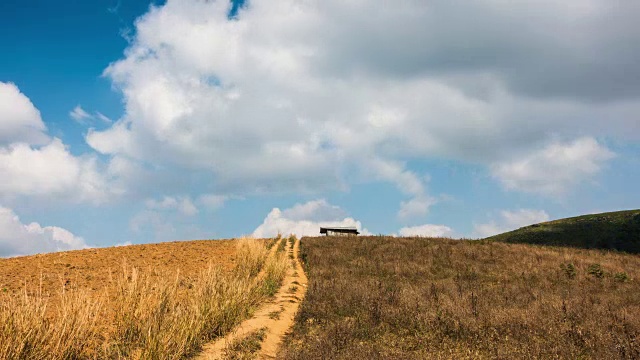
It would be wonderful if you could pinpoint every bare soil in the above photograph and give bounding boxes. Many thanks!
[0,239,237,301]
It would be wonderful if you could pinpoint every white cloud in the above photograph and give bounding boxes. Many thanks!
[95,112,113,124]
[491,137,615,196]
[84,0,640,208]
[281,199,346,222]
[252,199,368,238]
[0,82,49,146]
[398,196,436,221]
[0,140,78,196]
[0,84,120,205]
[398,224,453,238]
[77,0,639,206]
[474,209,550,238]
[70,106,113,125]
[0,206,87,257]
[365,158,436,219]
[69,105,94,122]
[0,139,115,204]
[145,196,198,216]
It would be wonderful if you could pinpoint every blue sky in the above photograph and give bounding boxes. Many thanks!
[1,0,639,256]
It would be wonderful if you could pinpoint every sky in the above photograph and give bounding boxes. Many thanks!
[1,0,639,257]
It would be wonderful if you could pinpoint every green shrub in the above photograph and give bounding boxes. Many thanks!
[560,263,577,279]
[587,264,604,278]
[614,272,630,282]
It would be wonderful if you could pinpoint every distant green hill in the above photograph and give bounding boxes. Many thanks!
[486,209,640,253]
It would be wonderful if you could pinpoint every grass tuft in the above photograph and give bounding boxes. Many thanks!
[223,328,267,360]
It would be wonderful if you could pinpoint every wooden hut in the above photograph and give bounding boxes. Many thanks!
[319,227,360,236]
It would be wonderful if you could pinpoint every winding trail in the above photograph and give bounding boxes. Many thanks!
[195,237,308,359]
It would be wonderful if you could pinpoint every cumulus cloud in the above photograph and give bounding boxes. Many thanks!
[83,0,640,209]
[491,137,615,196]
[0,139,116,203]
[1,139,121,205]
[398,224,453,238]
[0,206,87,257]
[252,199,367,238]
[474,209,550,238]
[0,83,119,205]
[0,82,49,146]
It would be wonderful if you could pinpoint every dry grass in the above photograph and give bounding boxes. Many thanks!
[275,236,288,254]
[222,328,267,360]
[0,288,102,359]
[234,237,269,278]
[260,246,290,298]
[280,236,640,359]
[0,237,286,359]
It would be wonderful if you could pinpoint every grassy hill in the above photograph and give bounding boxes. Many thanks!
[486,209,640,253]
[279,236,640,359]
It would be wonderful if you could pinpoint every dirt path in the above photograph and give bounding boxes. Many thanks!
[195,237,308,359]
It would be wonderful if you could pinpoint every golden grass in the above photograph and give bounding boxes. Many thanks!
[234,238,269,279]
[0,288,101,359]
[0,237,286,360]
[258,243,290,299]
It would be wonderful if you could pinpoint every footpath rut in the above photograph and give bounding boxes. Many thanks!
[195,237,308,359]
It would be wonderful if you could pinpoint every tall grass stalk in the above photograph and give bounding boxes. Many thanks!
[0,287,102,359]
[234,237,269,279]
[260,248,289,298]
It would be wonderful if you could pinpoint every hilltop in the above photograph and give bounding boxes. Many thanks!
[485,209,640,253]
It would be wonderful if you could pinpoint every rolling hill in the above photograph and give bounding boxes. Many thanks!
[486,209,640,253]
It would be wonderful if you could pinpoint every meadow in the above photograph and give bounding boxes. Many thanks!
[279,236,640,359]
[0,237,288,359]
